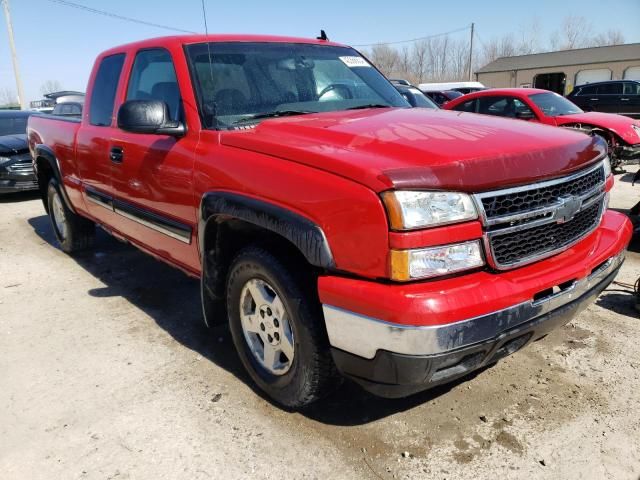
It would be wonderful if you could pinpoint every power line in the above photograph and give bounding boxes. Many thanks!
[45,0,197,34]
[351,25,471,47]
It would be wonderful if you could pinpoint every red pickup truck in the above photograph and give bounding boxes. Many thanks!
[28,34,632,408]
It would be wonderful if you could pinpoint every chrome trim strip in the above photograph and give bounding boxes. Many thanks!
[83,186,191,244]
[114,205,191,244]
[473,158,606,222]
[323,252,624,359]
[85,188,113,210]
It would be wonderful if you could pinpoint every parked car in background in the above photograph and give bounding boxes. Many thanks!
[421,89,463,106]
[52,101,83,117]
[28,34,631,408]
[393,84,439,108]
[30,91,85,114]
[567,80,640,118]
[389,79,411,86]
[444,88,640,171]
[419,81,486,95]
[0,110,37,193]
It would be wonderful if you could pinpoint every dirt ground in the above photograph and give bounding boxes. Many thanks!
[1,167,639,480]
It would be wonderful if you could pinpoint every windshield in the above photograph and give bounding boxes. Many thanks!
[529,92,583,117]
[0,113,29,136]
[185,42,408,129]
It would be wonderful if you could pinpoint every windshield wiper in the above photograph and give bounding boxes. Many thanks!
[345,104,392,110]
[234,110,316,124]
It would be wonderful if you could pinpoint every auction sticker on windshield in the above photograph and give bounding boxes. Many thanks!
[339,56,371,68]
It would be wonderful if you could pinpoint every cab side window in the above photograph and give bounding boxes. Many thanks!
[453,99,477,113]
[89,53,126,126]
[127,49,182,122]
[597,83,622,95]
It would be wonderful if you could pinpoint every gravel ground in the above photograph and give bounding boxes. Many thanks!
[1,167,639,480]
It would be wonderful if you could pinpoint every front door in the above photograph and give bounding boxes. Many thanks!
[76,53,127,225]
[596,82,623,113]
[109,47,199,272]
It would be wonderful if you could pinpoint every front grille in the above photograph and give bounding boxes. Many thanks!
[481,166,604,218]
[475,161,607,269]
[490,202,601,266]
[8,162,34,173]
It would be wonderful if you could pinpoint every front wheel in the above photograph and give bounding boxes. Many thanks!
[47,179,95,253]
[226,246,339,408]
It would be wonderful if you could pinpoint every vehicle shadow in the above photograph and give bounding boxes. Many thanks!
[0,191,40,203]
[617,170,639,184]
[27,214,475,425]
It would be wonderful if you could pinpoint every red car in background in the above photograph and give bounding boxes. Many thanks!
[444,88,640,171]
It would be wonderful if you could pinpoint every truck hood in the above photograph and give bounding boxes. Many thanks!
[553,112,640,145]
[221,108,605,192]
[0,134,28,155]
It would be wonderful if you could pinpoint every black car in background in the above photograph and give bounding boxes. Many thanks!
[567,80,640,118]
[394,84,439,109]
[421,89,463,107]
[0,110,37,194]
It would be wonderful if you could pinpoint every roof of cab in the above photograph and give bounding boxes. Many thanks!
[100,34,348,56]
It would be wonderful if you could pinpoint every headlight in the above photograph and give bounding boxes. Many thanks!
[632,124,640,140]
[390,240,485,281]
[0,156,12,166]
[381,191,478,230]
[602,156,611,178]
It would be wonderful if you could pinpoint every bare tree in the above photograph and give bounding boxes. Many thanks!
[411,40,429,83]
[517,18,542,55]
[555,15,592,50]
[367,44,400,77]
[363,15,629,86]
[0,87,19,108]
[40,80,63,96]
[592,29,625,47]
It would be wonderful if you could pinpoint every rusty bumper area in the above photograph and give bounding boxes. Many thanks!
[326,252,624,398]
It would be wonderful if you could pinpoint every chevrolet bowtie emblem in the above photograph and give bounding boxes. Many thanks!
[555,195,582,223]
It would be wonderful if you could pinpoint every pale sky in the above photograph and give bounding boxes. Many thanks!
[1,0,639,103]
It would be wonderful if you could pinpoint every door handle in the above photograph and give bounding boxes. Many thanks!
[110,147,124,163]
[620,98,629,101]
[590,98,599,101]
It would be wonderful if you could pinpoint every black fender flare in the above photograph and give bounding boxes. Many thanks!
[33,144,77,213]
[198,192,335,269]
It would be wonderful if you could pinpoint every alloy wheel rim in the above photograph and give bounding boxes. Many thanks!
[239,278,295,376]
[51,192,68,241]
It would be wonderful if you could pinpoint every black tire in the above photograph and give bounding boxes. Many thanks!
[46,179,95,253]
[226,246,339,408]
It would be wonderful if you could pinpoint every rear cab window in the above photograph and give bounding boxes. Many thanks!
[89,53,126,126]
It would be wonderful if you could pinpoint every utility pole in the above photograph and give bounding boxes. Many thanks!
[468,22,474,81]
[1,0,27,109]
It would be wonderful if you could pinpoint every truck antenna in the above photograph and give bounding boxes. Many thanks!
[317,30,328,41]
[201,0,214,84]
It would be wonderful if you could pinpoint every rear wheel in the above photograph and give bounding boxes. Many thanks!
[226,246,338,408]
[46,179,95,253]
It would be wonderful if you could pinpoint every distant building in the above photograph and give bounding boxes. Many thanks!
[475,43,640,95]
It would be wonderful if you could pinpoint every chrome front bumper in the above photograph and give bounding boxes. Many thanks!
[323,252,624,360]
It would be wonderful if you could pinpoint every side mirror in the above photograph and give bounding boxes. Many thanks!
[117,100,185,136]
[516,110,536,120]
